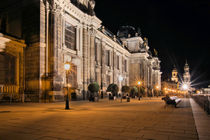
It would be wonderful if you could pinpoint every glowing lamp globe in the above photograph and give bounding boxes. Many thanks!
[118,76,123,82]
[64,63,71,71]
[182,84,188,90]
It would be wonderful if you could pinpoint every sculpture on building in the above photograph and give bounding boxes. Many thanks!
[139,38,148,53]
[71,0,95,16]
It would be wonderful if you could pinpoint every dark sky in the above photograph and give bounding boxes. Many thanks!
[95,0,210,88]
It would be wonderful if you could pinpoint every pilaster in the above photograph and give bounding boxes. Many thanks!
[101,41,106,91]
[82,26,89,91]
[89,28,96,82]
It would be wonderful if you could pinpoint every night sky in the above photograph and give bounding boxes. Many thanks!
[95,0,210,88]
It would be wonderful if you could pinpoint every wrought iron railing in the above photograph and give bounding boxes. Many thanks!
[0,85,20,102]
[191,95,210,115]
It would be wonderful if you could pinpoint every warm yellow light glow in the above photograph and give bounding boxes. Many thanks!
[156,86,159,89]
[182,84,188,90]
[67,84,71,87]
[137,81,141,86]
[64,63,71,71]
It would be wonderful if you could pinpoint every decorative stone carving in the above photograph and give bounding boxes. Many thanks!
[77,0,89,8]
[76,0,95,9]
[89,27,96,36]
[89,0,95,10]
[64,54,71,62]
[71,0,95,16]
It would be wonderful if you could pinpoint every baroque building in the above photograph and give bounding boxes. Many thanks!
[171,65,178,83]
[182,61,191,90]
[183,61,191,84]
[0,0,161,102]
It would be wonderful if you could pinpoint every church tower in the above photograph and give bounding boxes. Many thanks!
[183,61,191,83]
[171,65,178,83]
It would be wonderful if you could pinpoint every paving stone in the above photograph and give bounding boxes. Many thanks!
[0,98,200,140]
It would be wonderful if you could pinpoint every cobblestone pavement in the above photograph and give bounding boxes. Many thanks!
[0,98,198,140]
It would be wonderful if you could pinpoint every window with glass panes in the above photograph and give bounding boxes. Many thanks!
[106,50,110,66]
[65,22,76,50]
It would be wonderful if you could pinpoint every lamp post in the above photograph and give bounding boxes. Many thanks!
[64,62,71,110]
[182,83,189,97]
[137,81,141,100]
[118,75,123,102]
[182,84,188,91]
[155,85,159,97]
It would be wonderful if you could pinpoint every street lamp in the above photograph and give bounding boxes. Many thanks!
[137,81,141,100]
[64,62,71,110]
[137,81,141,86]
[118,75,123,82]
[118,75,123,102]
[182,83,189,91]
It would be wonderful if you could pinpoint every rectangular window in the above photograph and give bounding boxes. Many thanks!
[124,60,127,72]
[65,22,76,50]
[117,56,120,69]
[106,50,110,66]
[95,42,98,62]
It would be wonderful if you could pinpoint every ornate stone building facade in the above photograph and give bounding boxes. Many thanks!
[0,0,161,102]
[182,61,191,90]
[183,61,191,84]
[171,66,178,83]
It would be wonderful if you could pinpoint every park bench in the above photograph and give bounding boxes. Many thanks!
[162,96,181,107]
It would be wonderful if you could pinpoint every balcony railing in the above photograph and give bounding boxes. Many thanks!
[0,85,20,102]
[0,85,19,94]
[191,95,210,115]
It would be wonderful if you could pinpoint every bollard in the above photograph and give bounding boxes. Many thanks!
[65,94,70,110]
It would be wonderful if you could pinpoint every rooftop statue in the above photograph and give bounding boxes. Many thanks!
[72,0,95,16]
[77,0,89,8]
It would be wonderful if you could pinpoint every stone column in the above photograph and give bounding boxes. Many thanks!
[101,41,106,91]
[144,61,147,87]
[89,28,96,82]
[113,50,117,84]
[83,26,89,91]
[45,1,49,76]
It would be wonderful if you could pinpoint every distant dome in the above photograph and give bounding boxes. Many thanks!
[117,26,141,38]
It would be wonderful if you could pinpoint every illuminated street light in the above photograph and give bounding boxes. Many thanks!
[182,84,189,91]
[64,63,71,71]
[137,81,141,86]
[64,62,71,110]
[118,75,123,82]
[137,81,142,100]
[118,75,123,102]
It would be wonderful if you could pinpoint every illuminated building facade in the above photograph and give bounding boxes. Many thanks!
[0,0,161,102]
[171,66,178,83]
